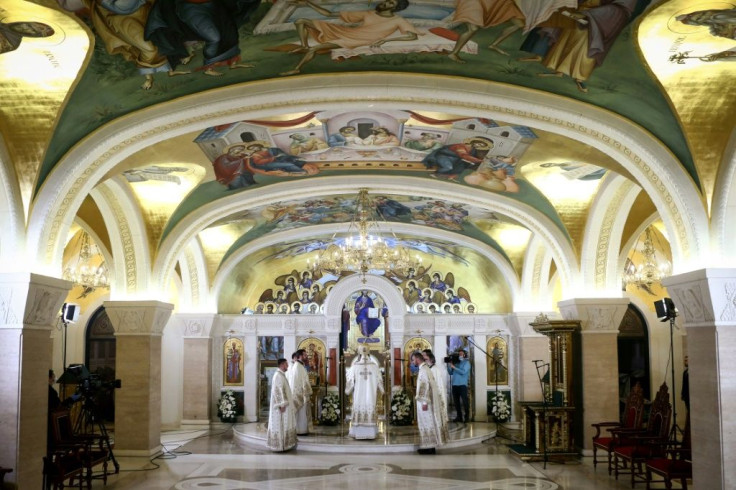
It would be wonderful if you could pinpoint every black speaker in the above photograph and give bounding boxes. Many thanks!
[62,303,79,323]
[654,298,675,321]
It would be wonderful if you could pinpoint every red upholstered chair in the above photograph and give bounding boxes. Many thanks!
[645,418,691,489]
[593,383,645,474]
[612,383,672,488]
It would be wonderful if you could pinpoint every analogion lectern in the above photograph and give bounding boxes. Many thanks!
[512,315,580,461]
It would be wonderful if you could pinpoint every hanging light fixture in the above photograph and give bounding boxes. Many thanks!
[623,226,672,290]
[310,189,420,283]
[62,231,110,292]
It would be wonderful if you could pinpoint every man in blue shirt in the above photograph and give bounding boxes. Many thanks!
[447,349,471,423]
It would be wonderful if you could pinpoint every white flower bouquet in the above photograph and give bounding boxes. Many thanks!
[491,390,510,422]
[217,390,238,422]
[390,389,412,426]
[320,392,341,425]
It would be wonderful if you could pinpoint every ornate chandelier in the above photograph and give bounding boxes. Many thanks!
[311,189,420,282]
[623,227,671,290]
[62,231,110,292]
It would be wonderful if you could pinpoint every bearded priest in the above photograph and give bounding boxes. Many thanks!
[412,351,449,454]
[346,346,384,439]
[267,358,297,452]
[288,348,313,435]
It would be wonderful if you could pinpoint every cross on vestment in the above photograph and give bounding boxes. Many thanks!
[359,367,373,380]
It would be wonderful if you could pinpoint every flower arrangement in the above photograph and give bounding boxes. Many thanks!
[217,390,237,422]
[320,392,341,425]
[390,389,412,426]
[490,390,511,423]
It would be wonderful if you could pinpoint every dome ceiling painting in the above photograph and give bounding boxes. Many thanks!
[1,0,733,314]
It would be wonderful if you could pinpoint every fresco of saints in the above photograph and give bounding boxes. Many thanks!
[225,339,244,385]
[354,290,381,337]
[280,0,418,76]
[422,137,492,181]
[0,21,54,55]
[213,144,255,189]
[289,133,328,155]
[245,143,318,176]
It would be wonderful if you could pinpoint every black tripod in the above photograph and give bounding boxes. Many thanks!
[74,394,120,474]
[533,360,550,469]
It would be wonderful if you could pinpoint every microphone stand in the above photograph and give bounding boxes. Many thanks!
[533,360,550,469]
[667,314,681,442]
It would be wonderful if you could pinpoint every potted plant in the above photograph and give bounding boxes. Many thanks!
[217,390,238,423]
[320,392,341,425]
[490,390,510,423]
[390,389,412,426]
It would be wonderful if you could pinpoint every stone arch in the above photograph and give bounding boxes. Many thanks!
[210,217,522,312]
[710,128,736,265]
[323,273,407,341]
[27,74,707,277]
[581,176,641,293]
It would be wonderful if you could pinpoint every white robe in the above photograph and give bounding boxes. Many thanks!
[415,362,449,449]
[288,361,313,435]
[267,370,297,452]
[346,355,384,439]
[430,363,450,428]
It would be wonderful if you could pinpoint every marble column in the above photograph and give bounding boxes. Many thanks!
[558,298,629,453]
[0,273,70,489]
[177,314,214,427]
[663,269,736,490]
[508,313,550,402]
[104,300,173,456]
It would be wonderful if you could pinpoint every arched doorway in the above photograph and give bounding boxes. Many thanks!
[84,307,117,422]
[618,305,651,408]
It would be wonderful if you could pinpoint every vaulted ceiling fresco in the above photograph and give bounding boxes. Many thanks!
[2,0,733,314]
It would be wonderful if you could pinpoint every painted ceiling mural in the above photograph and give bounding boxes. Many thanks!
[11,0,731,197]
[2,0,733,314]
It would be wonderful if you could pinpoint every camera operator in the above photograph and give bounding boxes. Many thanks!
[446,349,470,423]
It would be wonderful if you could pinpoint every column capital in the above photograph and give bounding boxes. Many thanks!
[507,312,554,337]
[173,313,216,338]
[558,297,629,333]
[0,273,71,330]
[662,268,736,327]
[104,300,174,336]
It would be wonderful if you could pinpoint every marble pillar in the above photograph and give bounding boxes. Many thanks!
[104,300,173,456]
[177,314,214,426]
[663,269,736,490]
[0,273,70,489]
[558,298,628,453]
[509,313,550,402]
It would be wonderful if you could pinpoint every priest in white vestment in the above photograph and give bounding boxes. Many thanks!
[289,348,313,435]
[423,350,449,429]
[267,358,297,452]
[346,346,384,439]
[411,351,449,454]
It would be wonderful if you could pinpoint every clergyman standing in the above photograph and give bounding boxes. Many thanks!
[288,349,313,435]
[267,358,297,452]
[412,351,448,454]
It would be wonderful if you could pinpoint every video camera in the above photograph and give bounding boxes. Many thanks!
[60,364,121,400]
[444,353,460,364]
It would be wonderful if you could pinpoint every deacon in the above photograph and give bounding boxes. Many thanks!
[422,350,449,428]
[346,346,384,439]
[412,351,448,454]
[288,348,313,435]
[267,358,297,452]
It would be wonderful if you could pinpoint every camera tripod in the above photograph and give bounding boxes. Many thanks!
[74,395,120,474]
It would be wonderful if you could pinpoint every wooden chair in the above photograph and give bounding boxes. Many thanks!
[43,447,85,490]
[49,410,111,489]
[612,383,672,488]
[593,382,645,474]
[645,418,691,489]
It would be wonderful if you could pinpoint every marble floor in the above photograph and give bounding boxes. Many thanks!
[86,425,688,490]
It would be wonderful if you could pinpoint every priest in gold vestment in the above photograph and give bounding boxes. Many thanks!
[346,346,384,439]
[412,351,449,454]
[288,349,313,435]
[267,358,297,452]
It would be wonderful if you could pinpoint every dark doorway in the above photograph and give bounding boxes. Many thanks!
[618,305,651,408]
[84,307,117,422]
